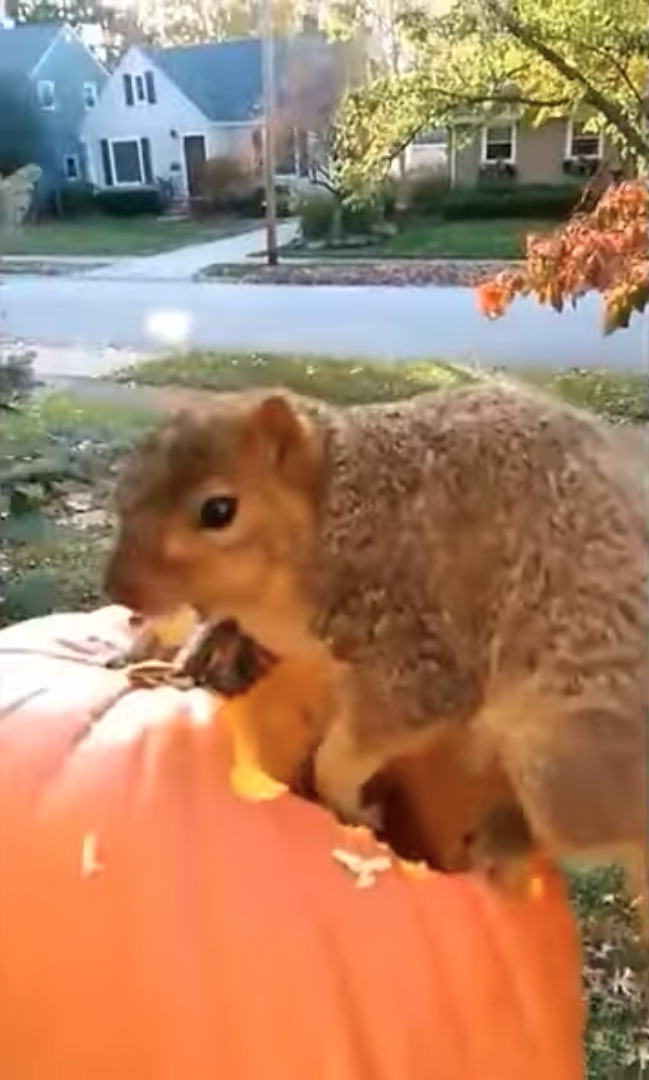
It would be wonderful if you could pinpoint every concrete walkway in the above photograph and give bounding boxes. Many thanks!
[82,220,299,282]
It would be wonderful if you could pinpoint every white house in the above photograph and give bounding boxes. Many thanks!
[82,34,351,200]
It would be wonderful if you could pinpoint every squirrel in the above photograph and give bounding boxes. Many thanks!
[104,382,648,910]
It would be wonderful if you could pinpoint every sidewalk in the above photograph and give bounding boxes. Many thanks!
[82,220,299,282]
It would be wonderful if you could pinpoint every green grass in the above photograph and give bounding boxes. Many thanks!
[0,393,155,625]
[282,217,555,261]
[0,391,154,444]
[570,867,648,1079]
[0,216,256,258]
[117,351,473,405]
[117,349,649,423]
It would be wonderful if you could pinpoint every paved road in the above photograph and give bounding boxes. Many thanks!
[2,274,645,377]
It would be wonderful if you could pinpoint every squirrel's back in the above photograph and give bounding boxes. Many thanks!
[313,381,646,695]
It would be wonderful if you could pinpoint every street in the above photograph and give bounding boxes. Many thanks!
[1,274,644,377]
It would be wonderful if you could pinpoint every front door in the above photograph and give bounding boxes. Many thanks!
[182,134,207,198]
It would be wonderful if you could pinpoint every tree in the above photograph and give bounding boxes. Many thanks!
[141,0,311,47]
[476,180,649,333]
[274,35,364,185]
[9,0,150,61]
[334,0,648,188]
[0,75,44,177]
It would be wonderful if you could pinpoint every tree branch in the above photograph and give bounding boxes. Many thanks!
[480,0,648,158]
[578,43,646,111]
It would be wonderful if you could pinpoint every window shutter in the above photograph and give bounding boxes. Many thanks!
[123,73,134,106]
[144,70,157,104]
[140,137,153,184]
[100,139,113,186]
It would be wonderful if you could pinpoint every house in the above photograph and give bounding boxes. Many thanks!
[81,34,359,201]
[448,113,627,187]
[0,21,109,193]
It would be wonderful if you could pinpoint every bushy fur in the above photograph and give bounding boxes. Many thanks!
[106,381,648,905]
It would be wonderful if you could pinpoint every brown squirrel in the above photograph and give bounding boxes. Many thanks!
[104,382,648,908]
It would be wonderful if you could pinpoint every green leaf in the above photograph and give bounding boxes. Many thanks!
[1,509,48,544]
[0,569,62,622]
[8,486,38,516]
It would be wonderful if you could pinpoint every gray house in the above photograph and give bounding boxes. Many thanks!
[450,114,628,187]
[0,21,108,193]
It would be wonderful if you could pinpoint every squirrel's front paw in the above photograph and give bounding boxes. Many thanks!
[106,607,200,669]
[320,783,384,835]
[466,801,538,894]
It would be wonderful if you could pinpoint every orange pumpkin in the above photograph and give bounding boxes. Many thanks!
[0,606,586,1080]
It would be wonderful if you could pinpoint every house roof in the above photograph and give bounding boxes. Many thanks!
[147,35,307,123]
[0,22,60,74]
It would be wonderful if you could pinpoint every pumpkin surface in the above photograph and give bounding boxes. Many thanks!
[0,606,585,1080]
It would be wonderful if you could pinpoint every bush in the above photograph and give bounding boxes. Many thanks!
[439,183,585,221]
[94,185,167,217]
[55,181,96,219]
[401,169,451,215]
[274,184,292,218]
[342,183,396,232]
[199,154,260,213]
[297,191,337,240]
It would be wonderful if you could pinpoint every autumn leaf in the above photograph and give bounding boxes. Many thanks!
[475,180,649,332]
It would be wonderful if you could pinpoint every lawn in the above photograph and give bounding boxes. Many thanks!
[116,349,649,423]
[0,391,154,624]
[281,217,554,261]
[0,215,257,258]
[2,353,647,1077]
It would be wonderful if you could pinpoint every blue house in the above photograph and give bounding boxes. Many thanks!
[0,22,108,193]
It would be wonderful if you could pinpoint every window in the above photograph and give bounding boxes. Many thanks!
[144,70,157,104]
[122,69,156,107]
[481,121,516,163]
[108,137,155,185]
[100,139,113,185]
[140,136,154,183]
[63,154,80,181]
[110,139,143,184]
[83,81,98,109]
[37,80,55,110]
[568,118,602,159]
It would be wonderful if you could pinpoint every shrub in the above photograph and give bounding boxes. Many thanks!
[55,181,96,219]
[94,185,167,217]
[274,184,292,218]
[402,169,451,215]
[297,191,337,240]
[439,183,584,221]
[199,154,260,213]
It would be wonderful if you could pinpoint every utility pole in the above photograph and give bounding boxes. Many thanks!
[261,0,278,265]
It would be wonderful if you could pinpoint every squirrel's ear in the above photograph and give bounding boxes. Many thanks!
[244,395,324,489]
[251,394,304,451]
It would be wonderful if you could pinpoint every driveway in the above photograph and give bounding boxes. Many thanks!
[3,274,644,378]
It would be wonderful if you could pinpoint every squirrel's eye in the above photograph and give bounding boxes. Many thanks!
[199,495,238,530]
